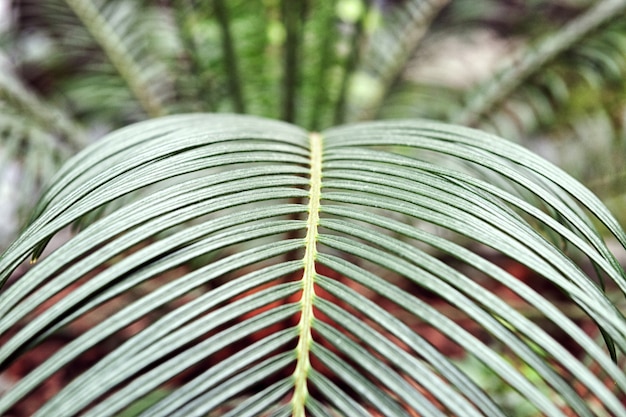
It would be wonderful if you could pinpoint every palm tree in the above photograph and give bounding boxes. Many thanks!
[1,0,626,415]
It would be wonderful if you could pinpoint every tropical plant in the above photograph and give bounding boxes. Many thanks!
[1,0,626,416]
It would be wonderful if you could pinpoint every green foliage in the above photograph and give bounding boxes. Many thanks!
[1,0,626,415]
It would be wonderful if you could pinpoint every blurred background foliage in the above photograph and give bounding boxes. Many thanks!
[0,0,626,245]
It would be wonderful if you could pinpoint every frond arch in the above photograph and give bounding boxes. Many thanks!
[1,114,625,416]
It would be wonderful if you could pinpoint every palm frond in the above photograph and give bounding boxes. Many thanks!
[166,0,340,128]
[0,66,85,148]
[452,0,626,128]
[0,64,86,245]
[0,108,74,209]
[61,0,172,117]
[3,2,626,414]
[348,0,450,121]
[1,114,625,416]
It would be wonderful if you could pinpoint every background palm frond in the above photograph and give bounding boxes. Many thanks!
[346,0,450,122]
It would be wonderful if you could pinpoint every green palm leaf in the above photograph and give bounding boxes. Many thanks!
[452,0,626,128]
[350,0,450,121]
[1,114,625,416]
[61,0,172,117]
